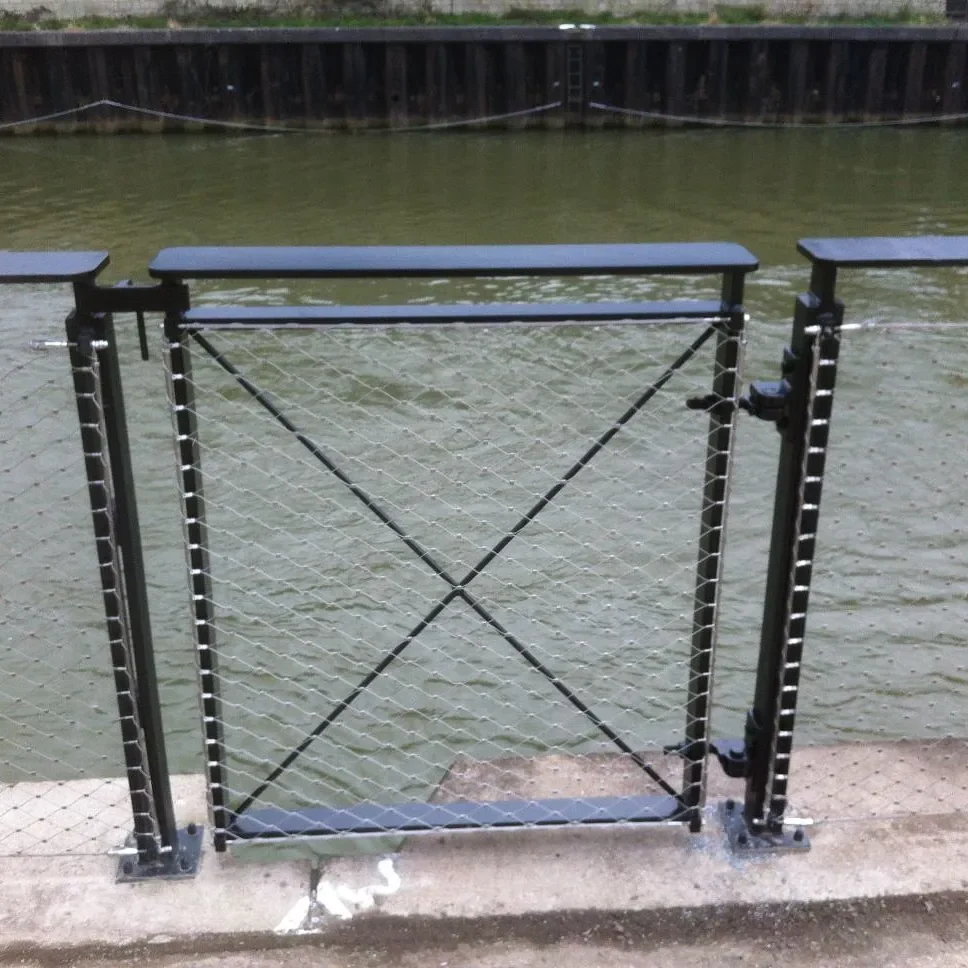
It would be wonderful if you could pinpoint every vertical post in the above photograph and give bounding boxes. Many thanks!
[164,310,229,852]
[67,310,161,866]
[740,265,842,844]
[682,272,746,831]
[96,309,180,854]
[67,302,202,878]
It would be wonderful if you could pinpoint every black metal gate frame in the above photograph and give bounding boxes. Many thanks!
[149,242,757,847]
[5,235,968,872]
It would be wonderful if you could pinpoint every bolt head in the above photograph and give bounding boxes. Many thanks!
[793,828,805,843]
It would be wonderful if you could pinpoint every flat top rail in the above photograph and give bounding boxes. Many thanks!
[149,244,759,281]
[798,236,968,269]
[182,299,727,327]
[0,251,110,284]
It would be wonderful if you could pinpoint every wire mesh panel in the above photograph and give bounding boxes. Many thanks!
[0,332,131,855]
[165,314,744,843]
[787,322,968,824]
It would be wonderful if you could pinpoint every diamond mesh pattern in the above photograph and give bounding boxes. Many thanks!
[788,324,968,823]
[0,342,130,855]
[166,319,740,838]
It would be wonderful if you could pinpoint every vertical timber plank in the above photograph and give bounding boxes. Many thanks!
[467,42,489,125]
[504,41,528,127]
[865,43,887,119]
[86,46,112,131]
[175,46,201,122]
[425,42,445,123]
[217,45,243,121]
[705,39,729,119]
[942,41,966,118]
[117,47,139,117]
[825,40,847,121]
[343,42,366,128]
[47,48,74,116]
[11,50,30,121]
[747,39,769,118]
[904,41,927,116]
[386,43,407,128]
[133,46,154,130]
[625,40,647,126]
[666,40,686,124]
[260,45,276,122]
[788,40,808,121]
[301,43,324,125]
[544,40,565,128]
[584,40,606,128]
[0,51,18,124]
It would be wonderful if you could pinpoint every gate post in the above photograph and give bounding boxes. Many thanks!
[731,262,843,849]
[66,302,202,878]
[682,270,747,831]
[163,307,229,853]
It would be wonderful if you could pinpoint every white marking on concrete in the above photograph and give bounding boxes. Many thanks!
[273,895,311,934]
[316,881,354,921]
[274,858,401,932]
[316,858,401,920]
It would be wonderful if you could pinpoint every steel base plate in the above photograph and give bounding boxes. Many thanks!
[720,800,810,853]
[116,824,204,882]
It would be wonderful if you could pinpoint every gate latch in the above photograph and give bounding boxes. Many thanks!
[738,347,798,430]
[739,379,790,421]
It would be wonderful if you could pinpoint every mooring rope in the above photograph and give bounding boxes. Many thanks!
[5,96,968,133]
[0,97,562,134]
[588,100,968,128]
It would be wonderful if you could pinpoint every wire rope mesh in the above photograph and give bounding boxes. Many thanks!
[784,321,968,824]
[164,317,743,841]
[0,327,134,856]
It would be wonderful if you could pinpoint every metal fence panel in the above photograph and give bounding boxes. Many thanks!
[0,323,130,855]
[789,322,968,824]
[164,316,743,842]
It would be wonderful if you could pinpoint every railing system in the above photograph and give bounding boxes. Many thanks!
[0,237,965,879]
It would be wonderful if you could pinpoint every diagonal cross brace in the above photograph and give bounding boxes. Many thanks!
[187,323,719,816]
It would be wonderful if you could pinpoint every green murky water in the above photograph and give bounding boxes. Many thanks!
[1,129,967,819]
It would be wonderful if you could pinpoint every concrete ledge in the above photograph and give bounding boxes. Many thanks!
[1,741,966,959]
[1,25,968,47]
[1,815,967,960]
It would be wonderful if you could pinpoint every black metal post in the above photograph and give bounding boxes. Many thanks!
[164,310,229,852]
[67,304,203,878]
[737,267,843,848]
[67,309,161,865]
[94,309,179,853]
[682,272,746,832]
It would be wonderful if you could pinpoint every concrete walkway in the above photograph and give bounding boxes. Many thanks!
[10,896,968,967]
[1,742,967,966]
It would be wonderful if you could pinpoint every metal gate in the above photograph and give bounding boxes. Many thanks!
[4,235,967,875]
[152,243,756,848]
